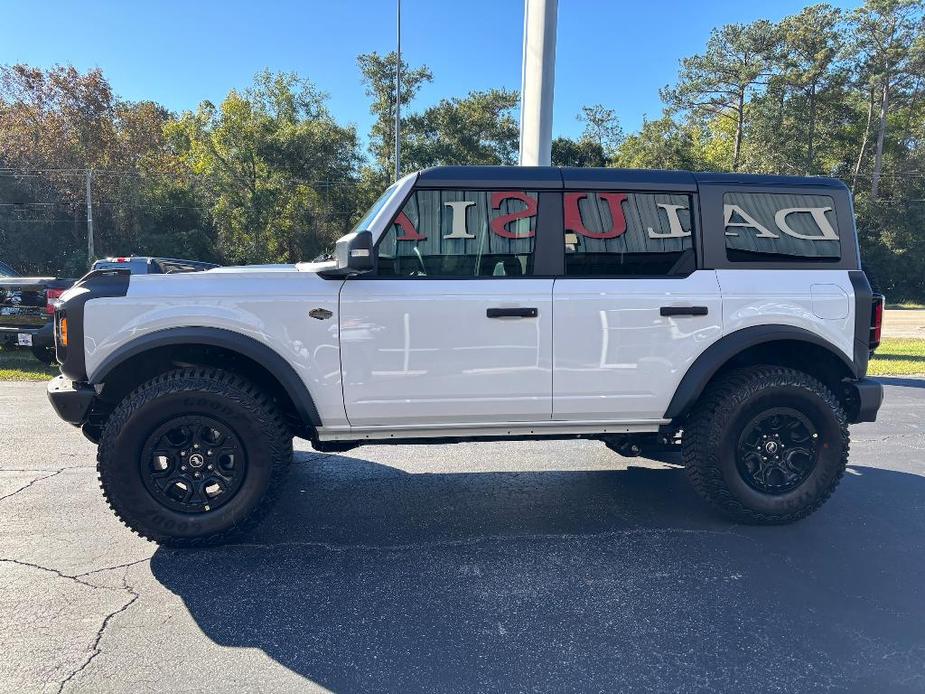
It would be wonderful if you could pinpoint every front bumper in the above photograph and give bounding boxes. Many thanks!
[846,377,883,423]
[46,375,95,426]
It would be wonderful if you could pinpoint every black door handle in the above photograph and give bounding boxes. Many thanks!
[487,307,538,318]
[660,306,709,317]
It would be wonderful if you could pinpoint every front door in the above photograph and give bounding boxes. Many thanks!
[552,189,723,421]
[340,188,553,427]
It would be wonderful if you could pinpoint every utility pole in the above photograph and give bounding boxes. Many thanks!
[394,0,402,182]
[518,0,558,166]
[85,168,94,263]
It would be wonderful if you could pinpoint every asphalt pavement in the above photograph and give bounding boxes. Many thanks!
[1,378,924,693]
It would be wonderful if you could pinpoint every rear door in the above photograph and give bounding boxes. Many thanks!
[552,184,723,421]
[339,187,557,427]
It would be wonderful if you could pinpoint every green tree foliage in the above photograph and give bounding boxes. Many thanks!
[551,104,622,167]
[0,65,182,275]
[356,51,433,182]
[849,0,924,196]
[661,21,779,170]
[613,114,708,171]
[402,88,519,169]
[1,0,924,300]
[578,104,624,156]
[166,70,360,264]
[551,136,608,167]
[623,0,925,299]
[759,4,849,175]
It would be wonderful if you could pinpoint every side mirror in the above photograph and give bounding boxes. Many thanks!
[333,230,375,274]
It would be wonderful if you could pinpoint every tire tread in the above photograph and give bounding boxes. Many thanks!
[96,367,292,547]
[683,365,849,524]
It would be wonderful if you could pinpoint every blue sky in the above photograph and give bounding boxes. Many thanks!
[1,0,861,142]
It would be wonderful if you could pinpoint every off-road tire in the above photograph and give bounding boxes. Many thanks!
[97,368,292,546]
[683,366,849,524]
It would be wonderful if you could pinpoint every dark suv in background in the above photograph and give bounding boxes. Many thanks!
[2,256,220,363]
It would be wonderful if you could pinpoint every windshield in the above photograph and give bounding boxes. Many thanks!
[350,181,400,234]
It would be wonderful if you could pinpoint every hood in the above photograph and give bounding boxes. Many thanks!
[205,264,298,274]
[202,261,337,274]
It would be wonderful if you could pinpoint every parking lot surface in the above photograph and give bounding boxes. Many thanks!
[2,378,924,693]
[884,309,925,339]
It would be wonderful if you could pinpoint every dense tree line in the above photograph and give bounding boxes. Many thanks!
[1,0,923,298]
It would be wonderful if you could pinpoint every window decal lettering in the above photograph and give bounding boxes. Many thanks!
[563,192,694,277]
[774,207,839,241]
[379,190,537,277]
[565,192,628,239]
[442,201,477,239]
[724,204,779,238]
[647,203,691,239]
[490,192,537,239]
[723,192,841,261]
[394,211,426,241]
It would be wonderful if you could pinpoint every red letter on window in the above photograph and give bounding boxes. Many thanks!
[564,192,627,239]
[490,192,537,239]
[394,211,426,241]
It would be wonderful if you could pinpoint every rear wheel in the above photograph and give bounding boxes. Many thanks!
[683,366,849,524]
[97,368,292,546]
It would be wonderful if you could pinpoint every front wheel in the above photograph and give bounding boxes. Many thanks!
[97,368,292,546]
[683,366,849,524]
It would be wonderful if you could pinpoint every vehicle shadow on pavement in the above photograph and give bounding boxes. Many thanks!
[150,451,925,692]
[875,376,925,389]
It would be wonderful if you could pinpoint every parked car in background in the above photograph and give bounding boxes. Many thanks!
[91,256,220,274]
[2,257,220,364]
[0,262,74,364]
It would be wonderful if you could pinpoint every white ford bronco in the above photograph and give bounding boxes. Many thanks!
[47,166,884,545]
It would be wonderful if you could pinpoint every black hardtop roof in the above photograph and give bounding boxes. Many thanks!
[415,165,847,191]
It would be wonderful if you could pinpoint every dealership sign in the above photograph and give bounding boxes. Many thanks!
[393,193,839,242]
[724,204,839,240]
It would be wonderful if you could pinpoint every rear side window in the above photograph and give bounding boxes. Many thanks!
[377,189,537,277]
[724,192,840,262]
[563,191,694,276]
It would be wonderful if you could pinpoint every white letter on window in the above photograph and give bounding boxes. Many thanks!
[775,207,839,241]
[647,204,691,238]
[443,201,477,239]
[724,204,778,238]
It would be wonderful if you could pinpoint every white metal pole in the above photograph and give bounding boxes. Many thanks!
[518,0,558,166]
[394,0,401,182]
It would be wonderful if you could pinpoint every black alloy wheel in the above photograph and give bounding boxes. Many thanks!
[736,407,818,495]
[141,415,247,513]
[683,366,849,524]
[97,368,292,546]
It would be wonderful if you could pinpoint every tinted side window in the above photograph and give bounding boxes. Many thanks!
[563,192,694,276]
[377,190,537,277]
[724,192,840,262]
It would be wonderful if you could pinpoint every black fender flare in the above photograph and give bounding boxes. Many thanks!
[663,325,857,419]
[90,326,322,427]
